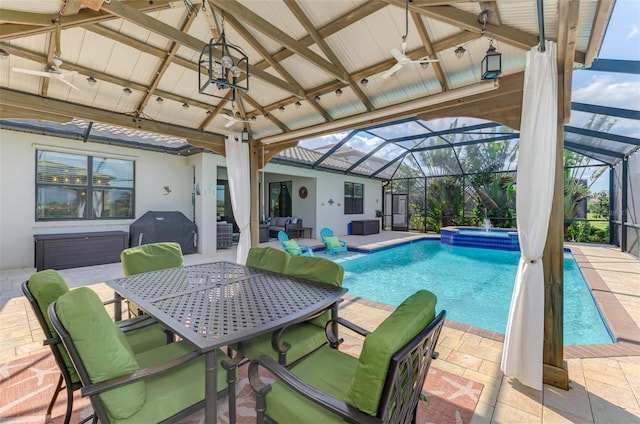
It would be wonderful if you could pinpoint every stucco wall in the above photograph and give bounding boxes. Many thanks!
[0,129,215,269]
[264,163,382,237]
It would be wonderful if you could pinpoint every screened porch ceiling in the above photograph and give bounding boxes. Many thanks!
[1,0,635,179]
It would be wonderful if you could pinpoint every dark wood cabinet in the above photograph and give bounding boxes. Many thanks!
[34,231,129,271]
[351,219,380,235]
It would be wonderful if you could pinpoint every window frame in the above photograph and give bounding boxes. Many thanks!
[344,181,364,215]
[35,150,135,221]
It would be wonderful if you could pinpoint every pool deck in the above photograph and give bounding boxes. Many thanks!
[1,231,639,423]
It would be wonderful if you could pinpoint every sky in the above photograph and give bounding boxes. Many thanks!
[301,1,640,193]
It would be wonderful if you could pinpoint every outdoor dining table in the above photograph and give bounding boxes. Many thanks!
[106,261,347,424]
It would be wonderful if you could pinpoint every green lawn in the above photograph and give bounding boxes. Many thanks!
[587,213,608,231]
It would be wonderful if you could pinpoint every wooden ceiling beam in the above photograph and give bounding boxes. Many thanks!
[0,104,71,122]
[99,0,301,98]
[584,0,615,67]
[243,95,289,133]
[213,0,349,84]
[252,1,385,72]
[557,0,580,124]
[135,13,197,116]
[222,13,306,99]
[0,88,226,154]
[285,0,374,112]
[411,11,448,91]
[0,10,54,26]
[0,0,174,41]
[381,1,538,51]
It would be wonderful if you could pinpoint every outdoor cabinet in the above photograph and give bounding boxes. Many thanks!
[34,231,129,271]
[351,219,380,235]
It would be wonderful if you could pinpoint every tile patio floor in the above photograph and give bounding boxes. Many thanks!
[1,233,639,423]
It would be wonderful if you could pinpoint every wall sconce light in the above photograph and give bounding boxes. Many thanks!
[294,101,302,108]
[86,76,97,86]
[241,129,250,143]
[335,88,343,97]
[481,40,502,80]
[182,102,189,109]
[360,78,368,87]
[454,46,466,58]
[156,97,164,104]
[0,49,9,59]
[123,87,132,95]
[163,185,172,195]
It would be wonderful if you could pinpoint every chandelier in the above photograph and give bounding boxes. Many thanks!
[198,12,249,101]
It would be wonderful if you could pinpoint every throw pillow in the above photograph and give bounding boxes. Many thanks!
[283,239,301,256]
[323,236,342,248]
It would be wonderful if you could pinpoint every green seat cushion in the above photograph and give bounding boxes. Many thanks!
[27,270,78,382]
[322,236,342,248]
[285,257,344,328]
[267,345,358,423]
[283,240,301,256]
[55,287,145,420]
[241,322,327,363]
[121,242,184,276]
[246,247,290,273]
[116,341,232,424]
[345,290,437,416]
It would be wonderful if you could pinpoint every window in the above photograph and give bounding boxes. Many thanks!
[344,182,364,214]
[36,150,134,220]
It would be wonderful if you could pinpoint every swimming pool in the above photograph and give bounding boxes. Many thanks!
[338,240,613,346]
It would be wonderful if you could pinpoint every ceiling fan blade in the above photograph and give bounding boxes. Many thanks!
[405,57,439,64]
[390,48,406,63]
[53,75,80,90]
[381,63,404,79]
[12,67,52,78]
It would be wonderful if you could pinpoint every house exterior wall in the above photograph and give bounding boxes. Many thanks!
[0,128,383,270]
[0,129,218,270]
[264,163,382,237]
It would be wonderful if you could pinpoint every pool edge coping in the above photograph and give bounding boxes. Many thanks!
[341,239,640,360]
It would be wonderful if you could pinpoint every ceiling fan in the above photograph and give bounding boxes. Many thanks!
[12,63,80,90]
[11,22,80,90]
[221,112,251,128]
[381,0,439,79]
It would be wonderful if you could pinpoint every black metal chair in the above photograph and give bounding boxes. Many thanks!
[48,286,235,424]
[22,270,170,424]
[249,290,445,424]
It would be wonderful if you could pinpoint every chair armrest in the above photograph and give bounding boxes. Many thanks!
[116,315,158,332]
[81,350,201,397]
[339,239,348,247]
[324,317,370,347]
[249,355,380,424]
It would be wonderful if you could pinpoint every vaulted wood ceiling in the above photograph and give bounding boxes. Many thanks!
[0,0,614,157]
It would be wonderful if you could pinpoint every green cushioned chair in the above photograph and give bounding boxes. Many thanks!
[320,227,348,256]
[21,270,170,424]
[278,231,313,256]
[120,242,184,316]
[48,287,234,424]
[246,246,291,273]
[238,252,344,366]
[248,290,446,424]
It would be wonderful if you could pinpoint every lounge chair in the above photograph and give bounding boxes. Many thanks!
[320,227,348,256]
[238,248,344,366]
[48,287,234,424]
[249,290,445,423]
[120,242,185,316]
[278,231,313,256]
[22,270,170,424]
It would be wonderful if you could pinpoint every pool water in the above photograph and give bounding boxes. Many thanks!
[338,240,613,346]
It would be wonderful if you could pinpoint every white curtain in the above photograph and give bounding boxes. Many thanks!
[225,135,251,265]
[500,40,558,390]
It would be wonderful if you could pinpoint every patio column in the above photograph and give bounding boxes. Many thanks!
[249,138,260,247]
